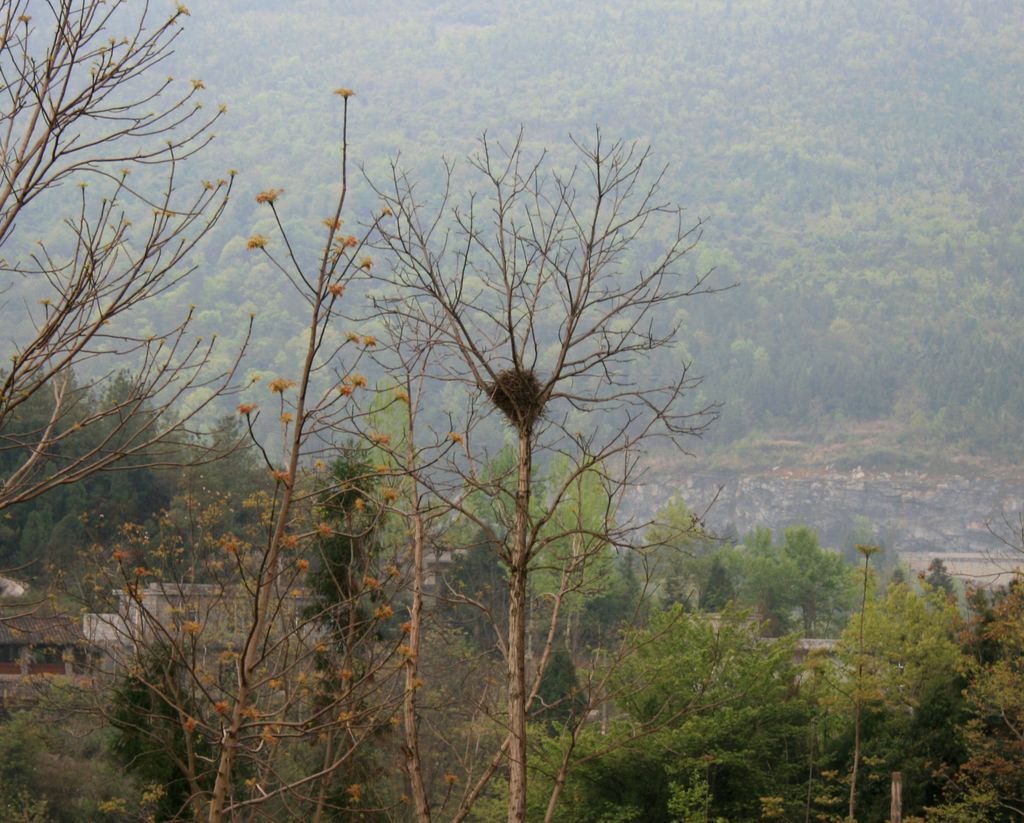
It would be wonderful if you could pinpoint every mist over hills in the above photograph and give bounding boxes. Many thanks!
[9,0,1024,463]
[171,0,1024,464]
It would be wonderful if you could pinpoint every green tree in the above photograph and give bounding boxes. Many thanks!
[644,496,717,609]
[0,707,144,822]
[932,582,1024,820]
[533,606,812,822]
[926,557,957,598]
[700,555,735,612]
[780,527,855,636]
[307,451,384,649]
[534,644,585,728]
[824,578,966,821]
[109,647,214,821]
[730,527,854,637]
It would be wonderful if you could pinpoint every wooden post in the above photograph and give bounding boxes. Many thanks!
[890,771,902,823]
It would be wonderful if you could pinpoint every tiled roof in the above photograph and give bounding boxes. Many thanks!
[0,614,84,646]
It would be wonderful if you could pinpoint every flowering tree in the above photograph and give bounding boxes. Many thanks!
[200,88,407,822]
[87,469,406,821]
[64,85,410,822]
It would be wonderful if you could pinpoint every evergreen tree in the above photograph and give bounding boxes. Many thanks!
[109,646,214,821]
[926,557,957,598]
[534,645,585,728]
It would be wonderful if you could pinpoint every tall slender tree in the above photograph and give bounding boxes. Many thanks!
[849,543,879,822]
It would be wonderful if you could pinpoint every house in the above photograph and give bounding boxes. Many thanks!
[901,551,1021,590]
[84,582,318,667]
[793,636,839,665]
[0,614,86,680]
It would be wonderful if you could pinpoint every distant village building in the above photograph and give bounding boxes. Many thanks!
[0,614,89,705]
[901,551,1022,590]
[84,582,318,664]
[793,636,839,665]
[0,614,86,679]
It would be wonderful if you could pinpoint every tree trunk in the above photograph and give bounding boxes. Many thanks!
[848,699,861,822]
[403,419,431,821]
[848,547,875,823]
[208,226,327,820]
[208,682,248,821]
[890,771,902,823]
[507,426,533,823]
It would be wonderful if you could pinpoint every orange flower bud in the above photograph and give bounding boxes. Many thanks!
[255,188,283,204]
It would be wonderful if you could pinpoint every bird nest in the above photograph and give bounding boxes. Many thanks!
[486,368,545,431]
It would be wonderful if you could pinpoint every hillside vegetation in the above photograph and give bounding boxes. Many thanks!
[138,0,1024,464]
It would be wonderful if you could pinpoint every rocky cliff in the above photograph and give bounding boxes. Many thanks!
[632,466,1024,556]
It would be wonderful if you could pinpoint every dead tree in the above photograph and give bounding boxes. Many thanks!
[373,131,721,822]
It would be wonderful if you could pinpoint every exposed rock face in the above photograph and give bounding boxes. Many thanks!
[633,467,1024,555]
[0,576,27,598]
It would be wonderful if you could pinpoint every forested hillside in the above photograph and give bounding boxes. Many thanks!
[132,0,1024,462]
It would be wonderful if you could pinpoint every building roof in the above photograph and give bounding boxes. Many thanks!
[0,614,84,646]
[901,551,1022,590]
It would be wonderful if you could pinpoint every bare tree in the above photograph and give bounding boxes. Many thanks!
[0,0,246,513]
[986,509,1024,582]
[373,131,720,822]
